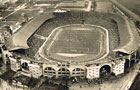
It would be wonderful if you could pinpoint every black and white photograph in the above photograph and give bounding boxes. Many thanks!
[0,0,140,90]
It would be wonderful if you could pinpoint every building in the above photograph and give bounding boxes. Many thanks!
[0,0,140,88]
[55,0,92,12]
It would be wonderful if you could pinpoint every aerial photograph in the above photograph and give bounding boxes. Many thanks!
[0,0,140,90]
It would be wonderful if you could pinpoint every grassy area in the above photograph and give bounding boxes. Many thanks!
[48,29,101,54]
[21,11,119,59]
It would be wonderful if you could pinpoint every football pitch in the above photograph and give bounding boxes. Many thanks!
[39,24,109,62]
[48,29,101,54]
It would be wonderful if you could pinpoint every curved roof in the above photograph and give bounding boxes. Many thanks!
[111,15,140,54]
[6,13,54,51]
[110,0,140,22]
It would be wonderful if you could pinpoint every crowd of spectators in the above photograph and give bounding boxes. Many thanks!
[25,11,120,59]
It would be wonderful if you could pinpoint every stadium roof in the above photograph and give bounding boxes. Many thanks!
[56,0,86,8]
[6,13,54,51]
[111,15,140,54]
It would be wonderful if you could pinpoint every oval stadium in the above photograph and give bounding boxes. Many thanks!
[0,0,140,89]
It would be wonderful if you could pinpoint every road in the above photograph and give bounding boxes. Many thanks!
[110,0,140,22]
[117,0,140,16]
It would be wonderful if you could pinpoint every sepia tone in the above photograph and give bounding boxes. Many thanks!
[0,0,140,90]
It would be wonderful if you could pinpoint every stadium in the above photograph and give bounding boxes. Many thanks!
[1,0,140,85]
[39,24,109,63]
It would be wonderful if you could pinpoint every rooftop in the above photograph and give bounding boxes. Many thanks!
[57,1,86,8]
[6,13,54,51]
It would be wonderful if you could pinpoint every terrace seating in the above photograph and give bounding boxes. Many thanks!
[26,12,119,59]
[6,13,54,51]
[111,15,140,54]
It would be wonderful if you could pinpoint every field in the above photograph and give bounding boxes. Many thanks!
[37,24,109,62]
[48,29,101,54]
[25,12,119,60]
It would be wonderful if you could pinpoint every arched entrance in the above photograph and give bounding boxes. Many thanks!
[21,62,28,70]
[100,65,111,77]
[58,68,70,77]
[71,68,85,83]
[44,67,56,77]
[136,51,140,60]
[72,68,85,77]
[130,60,135,68]
[124,59,130,73]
